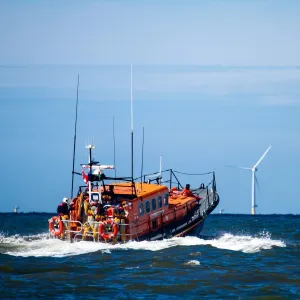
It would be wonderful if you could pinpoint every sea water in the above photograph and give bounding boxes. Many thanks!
[0,213,299,299]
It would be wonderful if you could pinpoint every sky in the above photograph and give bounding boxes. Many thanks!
[0,1,299,214]
[1,0,300,65]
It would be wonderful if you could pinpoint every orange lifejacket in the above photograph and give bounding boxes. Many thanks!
[181,188,193,197]
[70,197,79,222]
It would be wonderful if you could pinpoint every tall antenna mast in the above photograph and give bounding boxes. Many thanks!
[113,116,116,178]
[131,64,134,187]
[87,144,95,203]
[71,74,79,199]
[141,127,144,189]
[159,155,163,184]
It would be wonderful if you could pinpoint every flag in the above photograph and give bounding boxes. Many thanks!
[81,170,88,184]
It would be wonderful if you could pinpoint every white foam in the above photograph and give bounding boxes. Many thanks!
[184,260,200,266]
[125,266,140,270]
[209,232,286,253]
[1,231,286,257]
[175,232,286,253]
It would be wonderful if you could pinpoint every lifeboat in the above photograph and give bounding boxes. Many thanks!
[48,144,220,243]
[48,71,220,243]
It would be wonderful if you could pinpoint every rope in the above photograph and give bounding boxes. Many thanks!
[173,170,214,176]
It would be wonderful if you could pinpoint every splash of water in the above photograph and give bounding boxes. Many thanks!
[184,260,201,266]
[0,231,286,258]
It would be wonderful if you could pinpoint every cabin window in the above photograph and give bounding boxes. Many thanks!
[145,200,151,214]
[158,196,162,209]
[164,193,169,207]
[151,198,157,211]
[139,202,144,216]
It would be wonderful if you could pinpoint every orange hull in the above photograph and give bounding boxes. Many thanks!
[49,179,219,243]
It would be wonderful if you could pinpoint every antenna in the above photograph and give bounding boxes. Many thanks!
[113,116,116,178]
[71,74,79,199]
[141,127,145,189]
[131,64,134,190]
[159,155,163,184]
[131,64,133,134]
[86,144,95,203]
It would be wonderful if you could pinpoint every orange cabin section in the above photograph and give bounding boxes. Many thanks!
[67,182,198,241]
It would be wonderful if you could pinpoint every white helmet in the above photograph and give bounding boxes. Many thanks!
[62,197,69,203]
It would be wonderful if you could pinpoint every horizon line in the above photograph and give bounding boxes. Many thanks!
[0,64,300,69]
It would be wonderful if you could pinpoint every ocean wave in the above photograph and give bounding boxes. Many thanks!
[176,232,286,253]
[0,231,286,257]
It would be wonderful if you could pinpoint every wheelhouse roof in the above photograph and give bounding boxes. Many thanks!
[105,182,168,199]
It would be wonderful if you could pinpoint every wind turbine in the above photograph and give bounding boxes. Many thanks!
[228,145,272,215]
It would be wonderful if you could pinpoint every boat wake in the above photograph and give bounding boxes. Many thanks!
[0,231,286,257]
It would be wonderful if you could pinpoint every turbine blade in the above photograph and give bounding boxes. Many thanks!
[225,165,252,170]
[253,145,272,169]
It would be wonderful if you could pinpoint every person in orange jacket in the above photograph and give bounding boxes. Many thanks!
[181,184,201,200]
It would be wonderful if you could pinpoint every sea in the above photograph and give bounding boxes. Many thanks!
[0,213,299,299]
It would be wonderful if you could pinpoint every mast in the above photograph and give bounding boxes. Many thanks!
[87,144,95,203]
[141,127,144,189]
[71,74,79,199]
[159,155,163,184]
[113,116,116,178]
[131,64,134,192]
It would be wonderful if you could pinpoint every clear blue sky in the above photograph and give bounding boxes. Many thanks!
[1,0,300,65]
[0,1,299,214]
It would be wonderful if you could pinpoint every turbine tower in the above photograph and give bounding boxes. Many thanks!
[238,146,272,215]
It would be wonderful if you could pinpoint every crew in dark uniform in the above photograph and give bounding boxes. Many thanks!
[102,185,116,204]
[116,202,126,217]
[57,197,70,216]
[97,201,106,216]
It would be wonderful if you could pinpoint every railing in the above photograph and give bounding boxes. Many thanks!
[49,218,145,242]
[139,169,216,191]
[50,171,218,242]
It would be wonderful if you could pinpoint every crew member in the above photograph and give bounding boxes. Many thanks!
[97,201,106,216]
[102,185,116,204]
[57,197,70,216]
[181,184,201,200]
[116,202,126,217]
